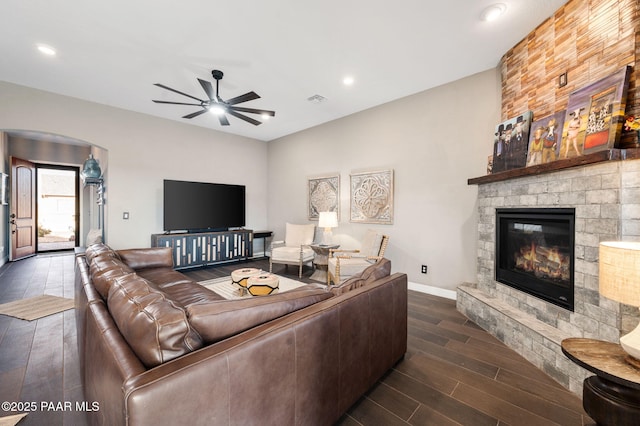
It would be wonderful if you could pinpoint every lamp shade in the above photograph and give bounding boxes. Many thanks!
[318,211,338,229]
[599,241,640,307]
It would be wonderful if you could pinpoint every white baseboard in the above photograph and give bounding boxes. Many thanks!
[408,281,456,300]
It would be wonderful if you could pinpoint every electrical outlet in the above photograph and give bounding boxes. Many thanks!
[123,212,130,220]
[421,265,428,274]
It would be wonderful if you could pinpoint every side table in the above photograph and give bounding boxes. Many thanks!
[561,337,640,426]
[309,244,339,283]
[252,230,273,259]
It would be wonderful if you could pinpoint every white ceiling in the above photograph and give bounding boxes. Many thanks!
[1,0,568,142]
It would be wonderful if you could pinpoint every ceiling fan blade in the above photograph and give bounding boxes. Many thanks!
[153,100,202,106]
[182,109,209,119]
[230,106,276,117]
[154,83,205,103]
[218,114,230,126]
[225,91,260,105]
[197,78,215,101]
[226,109,262,126]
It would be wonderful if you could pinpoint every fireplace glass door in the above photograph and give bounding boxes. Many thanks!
[496,208,575,311]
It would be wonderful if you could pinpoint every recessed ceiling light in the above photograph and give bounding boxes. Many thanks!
[36,44,57,56]
[480,3,506,22]
[343,76,355,86]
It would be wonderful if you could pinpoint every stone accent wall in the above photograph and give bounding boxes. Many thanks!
[500,0,640,147]
[458,158,640,394]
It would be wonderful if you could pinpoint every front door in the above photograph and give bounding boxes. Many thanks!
[10,157,37,261]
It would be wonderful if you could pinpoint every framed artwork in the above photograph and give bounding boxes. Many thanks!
[491,111,533,173]
[526,111,565,166]
[559,66,631,158]
[0,173,7,205]
[308,174,339,220]
[350,169,393,224]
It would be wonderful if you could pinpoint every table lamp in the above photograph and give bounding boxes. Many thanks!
[318,211,338,245]
[599,241,640,368]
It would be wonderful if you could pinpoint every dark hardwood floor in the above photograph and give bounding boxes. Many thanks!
[0,253,594,425]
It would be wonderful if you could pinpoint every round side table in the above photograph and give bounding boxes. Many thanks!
[309,244,339,282]
[561,337,640,426]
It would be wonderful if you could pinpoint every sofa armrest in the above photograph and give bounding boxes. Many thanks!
[117,247,174,270]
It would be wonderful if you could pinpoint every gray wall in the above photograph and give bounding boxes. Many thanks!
[0,81,269,250]
[0,68,500,293]
[268,69,501,291]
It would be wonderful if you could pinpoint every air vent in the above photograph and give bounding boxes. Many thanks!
[307,94,327,104]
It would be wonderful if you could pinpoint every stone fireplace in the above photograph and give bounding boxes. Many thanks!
[495,208,575,311]
[457,153,640,394]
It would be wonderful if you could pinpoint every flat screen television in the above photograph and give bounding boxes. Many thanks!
[163,179,245,232]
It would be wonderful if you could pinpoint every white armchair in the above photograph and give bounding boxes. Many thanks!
[327,230,389,285]
[269,223,316,278]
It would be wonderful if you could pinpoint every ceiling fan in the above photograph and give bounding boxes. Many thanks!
[152,69,275,126]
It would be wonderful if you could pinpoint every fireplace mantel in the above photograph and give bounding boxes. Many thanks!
[468,148,640,185]
[458,153,640,395]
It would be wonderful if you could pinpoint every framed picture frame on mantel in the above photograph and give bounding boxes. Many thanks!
[558,65,632,158]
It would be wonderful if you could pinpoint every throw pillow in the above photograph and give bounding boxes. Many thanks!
[85,243,119,264]
[89,256,135,299]
[361,258,392,283]
[107,273,203,368]
[330,258,391,296]
[117,247,174,270]
[86,228,103,246]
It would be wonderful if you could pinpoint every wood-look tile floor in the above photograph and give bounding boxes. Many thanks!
[0,254,594,425]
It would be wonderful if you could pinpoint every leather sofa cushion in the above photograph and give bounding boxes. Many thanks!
[86,243,120,264]
[136,269,225,307]
[117,247,174,270]
[89,255,135,299]
[107,273,203,368]
[187,287,333,344]
[331,258,391,296]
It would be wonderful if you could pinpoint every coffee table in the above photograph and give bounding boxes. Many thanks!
[200,274,309,300]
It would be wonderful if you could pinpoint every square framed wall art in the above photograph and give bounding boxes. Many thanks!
[350,169,393,224]
[308,174,340,220]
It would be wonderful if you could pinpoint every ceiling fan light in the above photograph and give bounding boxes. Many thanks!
[210,105,225,115]
[36,44,56,56]
[261,114,270,121]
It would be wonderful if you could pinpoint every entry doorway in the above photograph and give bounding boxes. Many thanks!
[36,165,79,252]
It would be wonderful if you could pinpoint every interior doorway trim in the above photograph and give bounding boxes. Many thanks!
[35,164,80,253]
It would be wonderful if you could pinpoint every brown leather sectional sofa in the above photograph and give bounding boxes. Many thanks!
[75,243,407,425]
